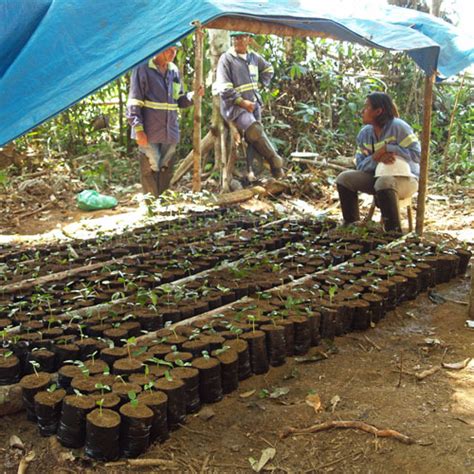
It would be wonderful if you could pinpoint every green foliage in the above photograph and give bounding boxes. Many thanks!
[11,31,472,187]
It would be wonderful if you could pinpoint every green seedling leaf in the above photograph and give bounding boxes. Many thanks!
[46,384,57,393]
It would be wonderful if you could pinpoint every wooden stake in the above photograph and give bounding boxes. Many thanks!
[469,263,474,320]
[415,74,435,235]
[192,22,204,192]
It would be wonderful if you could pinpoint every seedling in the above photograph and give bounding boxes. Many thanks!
[147,357,173,369]
[96,398,105,416]
[120,336,137,360]
[143,380,155,393]
[164,370,173,382]
[174,359,191,367]
[164,321,178,338]
[214,346,230,356]
[30,360,40,376]
[0,351,13,359]
[328,285,337,304]
[247,315,257,333]
[201,350,210,360]
[95,383,111,396]
[115,375,127,384]
[73,389,83,397]
[128,391,138,408]
[87,350,98,365]
[46,383,57,393]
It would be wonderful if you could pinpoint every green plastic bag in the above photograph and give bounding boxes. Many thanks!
[76,190,118,211]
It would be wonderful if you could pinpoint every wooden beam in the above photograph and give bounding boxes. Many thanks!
[192,22,204,192]
[415,74,435,235]
[206,17,332,40]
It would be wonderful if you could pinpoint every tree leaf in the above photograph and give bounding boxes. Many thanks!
[305,393,322,413]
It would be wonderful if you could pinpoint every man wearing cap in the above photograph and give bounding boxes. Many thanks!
[214,32,284,179]
[127,44,203,197]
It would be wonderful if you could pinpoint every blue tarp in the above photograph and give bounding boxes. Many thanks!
[1,0,473,146]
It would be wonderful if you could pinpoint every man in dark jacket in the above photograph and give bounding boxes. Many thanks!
[127,44,202,197]
[214,32,284,179]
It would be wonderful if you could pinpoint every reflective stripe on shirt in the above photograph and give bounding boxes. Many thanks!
[143,101,178,111]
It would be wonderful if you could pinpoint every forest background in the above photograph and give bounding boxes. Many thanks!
[0,0,472,198]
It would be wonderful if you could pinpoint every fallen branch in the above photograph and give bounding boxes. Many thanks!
[392,366,441,381]
[280,420,416,445]
[17,451,35,474]
[214,180,289,206]
[105,458,179,468]
[415,366,440,380]
[14,202,53,219]
[364,335,382,351]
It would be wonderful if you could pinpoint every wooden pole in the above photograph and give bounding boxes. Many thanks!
[415,74,435,235]
[192,22,204,192]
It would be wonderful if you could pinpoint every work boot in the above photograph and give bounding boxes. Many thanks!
[245,122,284,178]
[376,189,402,233]
[336,184,360,224]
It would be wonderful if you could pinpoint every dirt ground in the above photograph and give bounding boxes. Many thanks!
[0,267,472,473]
[0,181,473,473]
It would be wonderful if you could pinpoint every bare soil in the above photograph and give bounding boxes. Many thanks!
[0,174,472,473]
[0,274,472,473]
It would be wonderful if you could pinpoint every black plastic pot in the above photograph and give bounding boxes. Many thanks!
[138,391,169,443]
[212,349,239,394]
[351,299,372,331]
[57,394,96,448]
[0,354,21,385]
[170,367,201,413]
[260,325,286,367]
[34,389,66,436]
[119,402,154,458]
[241,331,269,375]
[85,408,121,461]
[192,356,223,403]
[19,372,52,421]
[226,339,252,380]
[290,316,312,355]
[154,378,186,430]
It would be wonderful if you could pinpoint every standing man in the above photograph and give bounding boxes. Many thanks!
[214,32,284,179]
[127,43,203,197]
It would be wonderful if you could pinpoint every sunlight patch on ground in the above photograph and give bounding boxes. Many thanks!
[0,200,213,246]
[448,359,474,425]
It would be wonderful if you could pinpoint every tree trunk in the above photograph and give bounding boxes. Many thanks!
[430,0,443,17]
[208,29,230,191]
[192,23,204,192]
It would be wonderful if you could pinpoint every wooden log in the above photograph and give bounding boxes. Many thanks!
[214,180,289,206]
[170,131,215,186]
[0,254,141,294]
[192,23,204,192]
[206,17,333,40]
[415,74,435,235]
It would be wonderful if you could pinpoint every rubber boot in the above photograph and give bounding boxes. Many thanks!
[376,189,402,233]
[245,122,284,178]
[139,153,159,198]
[336,184,360,224]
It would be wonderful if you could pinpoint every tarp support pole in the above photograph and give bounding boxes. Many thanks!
[192,22,204,192]
[415,73,435,235]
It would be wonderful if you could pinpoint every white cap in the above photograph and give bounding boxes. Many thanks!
[375,155,415,178]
